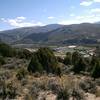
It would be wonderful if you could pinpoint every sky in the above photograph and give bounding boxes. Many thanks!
[0,0,100,30]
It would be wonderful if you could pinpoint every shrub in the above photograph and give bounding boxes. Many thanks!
[0,70,11,80]
[63,52,72,65]
[47,78,61,93]
[91,55,98,66]
[91,59,100,79]
[57,88,69,100]
[0,43,16,57]
[57,56,64,63]
[28,47,60,75]
[73,57,87,74]
[25,94,35,100]
[72,51,80,65]
[28,80,42,99]
[71,88,85,100]
[55,66,62,77]
[95,46,100,57]
[16,49,32,59]
[0,81,17,99]
[0,56,5,65]
[79,79,96,93]
[28,53,43,73]
[16,68,28,80]
[33,72,41,77]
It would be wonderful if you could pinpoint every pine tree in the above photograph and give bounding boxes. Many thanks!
[64,52,72,65]
[0,43,16,57]
[91,59,100,79]
[72,51,80,65]
[28,47,59,74]
[28,53,43,73]
[73,57,86,74]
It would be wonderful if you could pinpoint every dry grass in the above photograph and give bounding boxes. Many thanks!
[95,86,100,97]
[0,57,99,100]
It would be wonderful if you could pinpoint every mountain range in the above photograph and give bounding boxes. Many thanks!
[0,23,100,45]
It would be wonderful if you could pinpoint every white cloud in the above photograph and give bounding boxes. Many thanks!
[58,14,100,25]
[17,16,26,20]
[48,16,55,19]
[1,17,43,27]
[80,0,100,6]
[1,18,7,22]
[76,15,95,20]
[80,1,93,6]
[76,14,100,23]
[70,14,75,17]
[91,8,100,13]
[94,0,100,2]
[58,20,79,25]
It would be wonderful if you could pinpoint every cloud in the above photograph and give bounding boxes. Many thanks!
[17,16,26,20]
[80,0,100,6]
[94,0,100,2]
[90,8,100,13]
[48,16,55,19]
[75,14,100,23]
[70,14,75,17]
[80,1,93,6]
[58,20,79,25]
[58,14,100,25]
[1,18,7,22]
[1,17,43,27]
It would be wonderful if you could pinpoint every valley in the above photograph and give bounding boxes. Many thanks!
[0,22,100,100]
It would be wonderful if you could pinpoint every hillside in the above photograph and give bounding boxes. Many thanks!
[0,24,63,44]
[18,23,100,45]
[0,23,100,45]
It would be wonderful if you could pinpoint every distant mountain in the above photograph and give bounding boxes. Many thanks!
[95,22,100,24]
[0,23,100,45]
[0,24,63,44]
[17,23,100,45]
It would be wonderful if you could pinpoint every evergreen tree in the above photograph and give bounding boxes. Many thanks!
[91,55,97,66]
[0,56,5,65]
[55,67,62,77]
[91,59,100,79]
[0,43,15,57]
[28,47,59,74]
[28,53,43,73]
[17,49,32,59]
[95,46,100,57]
[64,52,72,65]
[73,57,86,74]
[72,51,80,65]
